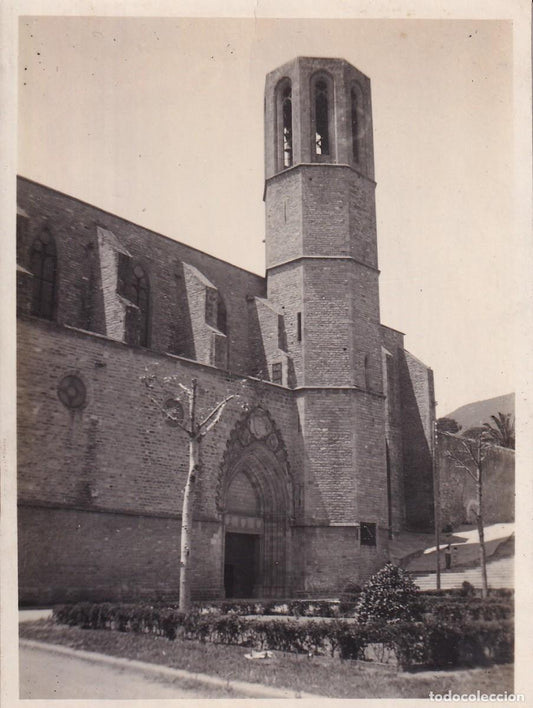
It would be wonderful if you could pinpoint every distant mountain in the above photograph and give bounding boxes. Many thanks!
[444,393,515,431]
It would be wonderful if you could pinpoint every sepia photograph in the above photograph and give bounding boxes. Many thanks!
[2,1,531,703]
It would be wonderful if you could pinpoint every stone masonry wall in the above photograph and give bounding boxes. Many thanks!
[264,171,304,268]
[266,263,304,387]
[399,350,435,530]
[295,389,388,529]
[380,325,407,534]
[437,435,514,528]
[19,505,223,605]
[17,316,303,602]
[290,526,388,596]
[17,177,265,375]
[17,316,303,520]
[253,297,291,386]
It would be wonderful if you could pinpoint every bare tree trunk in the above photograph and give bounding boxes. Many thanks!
[179,378,198,612]
[441,432,490,599]
[143,375,235,611]
[476,472,488,598]
[179,435,199,611]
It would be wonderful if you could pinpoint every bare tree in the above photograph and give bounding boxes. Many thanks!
[142,373,239,611]
[441,431,491,598]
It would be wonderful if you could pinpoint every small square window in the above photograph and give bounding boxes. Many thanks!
[272,362,283,385]
[360,522,377,547]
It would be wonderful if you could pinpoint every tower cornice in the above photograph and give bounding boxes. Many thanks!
[266,255,380,275]
[262,162,376,201]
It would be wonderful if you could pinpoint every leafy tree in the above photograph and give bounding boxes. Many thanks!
[355,563,420,625]
[437,417,461,434]
[461,426,486,441]
[483,412,515,449]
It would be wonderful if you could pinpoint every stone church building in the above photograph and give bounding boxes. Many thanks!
[17,57,435,604]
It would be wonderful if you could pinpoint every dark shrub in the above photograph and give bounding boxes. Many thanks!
[356,563,421,624]
[459,580,476,597]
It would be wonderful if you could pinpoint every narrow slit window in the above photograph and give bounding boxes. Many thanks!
[277,314,286,351]
[351,87,359,162]
[217,296,227,334]
[297,312,302,342]
[314,80,329,156]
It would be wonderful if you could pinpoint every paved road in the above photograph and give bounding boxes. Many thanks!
[20,643,209,699]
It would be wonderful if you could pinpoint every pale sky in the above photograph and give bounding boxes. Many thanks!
[17,14,518,415]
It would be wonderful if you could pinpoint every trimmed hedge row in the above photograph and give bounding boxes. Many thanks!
[420,597,512,622]
[421,587,513,599]
[53,602,513,670]
[187,596,512,622]
[192,599,342,618]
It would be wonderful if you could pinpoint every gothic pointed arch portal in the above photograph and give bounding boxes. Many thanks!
[218,407,293,598]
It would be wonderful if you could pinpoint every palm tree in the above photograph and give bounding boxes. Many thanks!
[482,412,515,449]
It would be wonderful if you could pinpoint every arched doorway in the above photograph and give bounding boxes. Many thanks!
[218,408,292,598]
[224,469,262,598]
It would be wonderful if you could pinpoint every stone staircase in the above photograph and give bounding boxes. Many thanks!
[393,522,515,591]
[411,555,514,591]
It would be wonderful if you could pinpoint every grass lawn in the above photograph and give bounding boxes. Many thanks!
[20,619,513,699]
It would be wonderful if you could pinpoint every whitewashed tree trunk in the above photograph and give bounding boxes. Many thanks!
[179,435,199,612]
[143,374,237,611]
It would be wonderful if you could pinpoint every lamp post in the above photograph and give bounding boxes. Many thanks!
[432,418,441,590]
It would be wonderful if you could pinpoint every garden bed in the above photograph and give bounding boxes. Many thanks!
[51,600,513,670]
[19,620,514,699]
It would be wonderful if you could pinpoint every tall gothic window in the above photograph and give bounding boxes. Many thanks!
[314,78,330,156]
[30,229,57,319]
[206,288,227,335]
[124,263,150,347]
[276,79,293,170]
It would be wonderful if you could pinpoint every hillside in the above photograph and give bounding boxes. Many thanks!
[445,393,515,431]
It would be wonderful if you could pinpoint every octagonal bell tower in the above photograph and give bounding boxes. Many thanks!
[264,57,381,391]
[264,57,390,591]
